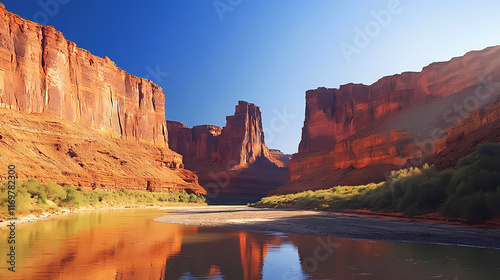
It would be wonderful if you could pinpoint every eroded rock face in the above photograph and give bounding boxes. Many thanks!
[299,46,500,154]
[167,101,288,200]
[0,5,204,194]
[431,102,500,170]
[268,149,292,166]
[168,101,284,168]
[0,4,167,146]
[0,109,206,194]
[218,101,269,165]
[276,45,500,195]
[166,121,222,162]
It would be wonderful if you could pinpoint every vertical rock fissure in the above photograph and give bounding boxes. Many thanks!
[138,82,143,108]
[116,100,123,135]
[162,123,167,145]
[40,27,49,109]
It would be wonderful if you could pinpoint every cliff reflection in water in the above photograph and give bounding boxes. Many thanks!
[1,208,499,280]
[163,228,280,279]
[1,209,195,279]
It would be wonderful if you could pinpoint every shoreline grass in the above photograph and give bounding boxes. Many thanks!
[0,180,206,220]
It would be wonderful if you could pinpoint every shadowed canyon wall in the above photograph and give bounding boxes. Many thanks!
[167,101,289,201]
[0,4,204,193]
[274,45,500,194]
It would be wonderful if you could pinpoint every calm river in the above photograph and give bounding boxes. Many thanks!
[0,208,498,279]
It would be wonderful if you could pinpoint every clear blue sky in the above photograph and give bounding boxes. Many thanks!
[2,0,500,154]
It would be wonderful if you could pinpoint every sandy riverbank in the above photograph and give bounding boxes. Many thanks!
[155,206,500,249]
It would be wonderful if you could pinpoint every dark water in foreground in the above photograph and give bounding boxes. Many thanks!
[0,208,499,280]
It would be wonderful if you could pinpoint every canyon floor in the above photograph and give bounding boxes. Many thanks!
[155,206,500,249]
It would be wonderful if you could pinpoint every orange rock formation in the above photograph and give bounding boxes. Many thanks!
[0,4,204,193]
[167,101,288,200]
[275,46,500,194]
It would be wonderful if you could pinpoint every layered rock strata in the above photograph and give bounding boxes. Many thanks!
[0,4,204,194]
[274,45,500,194]
[167,101,288,200]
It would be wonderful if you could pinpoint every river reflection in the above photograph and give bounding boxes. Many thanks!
[0,208,498,280]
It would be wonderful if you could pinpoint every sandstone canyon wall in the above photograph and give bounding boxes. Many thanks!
[0,4,205,194]
[0,4,166,145]
[167,101,288,201]
[274,45,500,194]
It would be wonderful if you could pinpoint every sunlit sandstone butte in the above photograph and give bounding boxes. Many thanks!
[274,46,500,194]
[167,101,289,199]
[0,4,204,193]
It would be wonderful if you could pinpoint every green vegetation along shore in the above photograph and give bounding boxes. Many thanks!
[251,143,500,223]
[0,179,206,220]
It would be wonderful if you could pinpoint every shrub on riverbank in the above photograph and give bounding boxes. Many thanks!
[0,181,206,219]
[255,183,383,210]
[251,143,500,223]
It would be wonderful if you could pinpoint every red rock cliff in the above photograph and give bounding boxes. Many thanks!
[218,101,269,165]
[0,4,204,194]
[166,121,222,162]
[167,101,288,200]
[0,4,166,146]
[168,101,283,168]
[275,45,500,194]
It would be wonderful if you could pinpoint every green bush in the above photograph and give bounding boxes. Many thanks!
[23,178,41,196]
[189,193,198,203]
[20,178,48,204]
[37,189,48,204]
[16,192,33,215]
[88,192,100,205]
[444,193,489,223]
[63,187,85,207]
[43,182,67,202]
[119,188,130,195]
[484,191,500,217]
[178,190,190,203]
